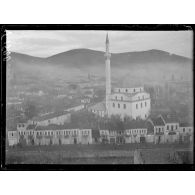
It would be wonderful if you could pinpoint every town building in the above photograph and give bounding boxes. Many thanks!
[32,111,71,126]
[179,122,193,143]
[89,34,151,120]
[159,113,180,143]
[124,120,147,143]
[8,123,93,146]
[147,117,166,144]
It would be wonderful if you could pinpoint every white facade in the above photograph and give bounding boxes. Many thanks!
[108,88,151,119]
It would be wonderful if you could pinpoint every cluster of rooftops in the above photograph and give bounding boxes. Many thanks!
[14,112,192,134]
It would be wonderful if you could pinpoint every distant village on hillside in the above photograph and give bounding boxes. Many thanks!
[6,32,193,164]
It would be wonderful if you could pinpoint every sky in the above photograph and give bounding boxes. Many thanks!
[6,30,193,58]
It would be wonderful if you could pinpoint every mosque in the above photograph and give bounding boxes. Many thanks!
[89,34,151,120]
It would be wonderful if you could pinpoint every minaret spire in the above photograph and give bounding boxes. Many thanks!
[105,33,111,116]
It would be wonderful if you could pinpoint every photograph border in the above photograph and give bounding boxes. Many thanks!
[1,24,194,171]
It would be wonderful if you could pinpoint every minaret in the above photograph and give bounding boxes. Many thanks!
[105,33,111,115]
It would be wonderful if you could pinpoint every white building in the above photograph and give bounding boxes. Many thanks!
[7,124,93,146]
[90,34,151,120]
[109,87,151,119]
[147,117,165,144]
[159,113,180,143]
[179,122,193,143]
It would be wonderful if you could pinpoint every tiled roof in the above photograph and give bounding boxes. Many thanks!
[160,113,179,123]
[89,101,106,112]
[33,111,70,122]
[180,122,193,127]
[35,123,79,131]
[149,117,165,126]
[124,120,147,129]
[26,124,36,130]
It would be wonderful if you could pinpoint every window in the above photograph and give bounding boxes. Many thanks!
[18,124,21,128]
[142,95,144,99]
[113,103,115,107]
[171,125,173,131]
[175,125,177,130]
[48,131,50,136]
[48,120,50,123]
[145,114,147,118]
[12,133,13,137]
[134,89,135,92]
[118,89,120,92]
[118,103,120,108]
[145,102,147,107]
[138,96,140,100]
[126,89,128,92]
[136,104,138,109]
[141,102,142,108]
[121,96,123,101]
[189,129,191,132]
[124,104,126,109]
[183,128,185,133]
[115,96,117,100]
[167,125,169,130]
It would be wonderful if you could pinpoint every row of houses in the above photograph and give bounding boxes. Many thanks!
[7,112,193,146]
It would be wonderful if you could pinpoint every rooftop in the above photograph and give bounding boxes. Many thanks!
[149,117,165,126]
[160,113,179,124]
[26,124,36,130]
[35,123,79,131]
[33,111,70,122]
[124,120,147,130]
[89,101,106,112]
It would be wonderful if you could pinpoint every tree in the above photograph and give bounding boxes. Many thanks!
[24,101,38,120]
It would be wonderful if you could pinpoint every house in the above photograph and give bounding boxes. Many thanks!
[147,117,165,144]
[33,124,92,145]
[7,129,18,146]
[32,111,71,126]
[88,101,106,117]
[179,122,193,143]
[124,120,147,143]
[159,113,180,143]
[99,129,110,143]
[80,97,91,104]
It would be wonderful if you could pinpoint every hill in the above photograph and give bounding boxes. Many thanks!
[8,49,193,85]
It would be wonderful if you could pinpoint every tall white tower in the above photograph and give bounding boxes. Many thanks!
[105,33,111,115]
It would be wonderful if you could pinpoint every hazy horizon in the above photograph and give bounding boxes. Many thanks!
[7,30,193,59]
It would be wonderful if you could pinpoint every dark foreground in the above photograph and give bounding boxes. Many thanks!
[6,143,193,164]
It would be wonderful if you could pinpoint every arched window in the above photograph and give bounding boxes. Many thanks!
[123,104,126,109]
[118,103,120,108]
[113,103,115,107]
